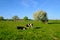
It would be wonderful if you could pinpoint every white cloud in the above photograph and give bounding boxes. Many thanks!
[21,1,30,7]
[20,0,38,7]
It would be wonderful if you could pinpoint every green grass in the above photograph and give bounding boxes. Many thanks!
[0,20,60,40]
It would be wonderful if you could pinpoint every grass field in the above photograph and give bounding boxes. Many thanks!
[0,20,60,40]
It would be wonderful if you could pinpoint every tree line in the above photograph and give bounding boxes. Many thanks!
[0,16,29,21]
[0,10,48,24]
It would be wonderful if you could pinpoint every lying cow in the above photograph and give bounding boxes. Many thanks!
[17,26,26,30]
[26,23,33,27]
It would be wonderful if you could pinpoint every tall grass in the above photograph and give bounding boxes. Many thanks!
[0,20,60,40]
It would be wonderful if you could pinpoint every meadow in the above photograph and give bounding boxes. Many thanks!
[0,20,60,40]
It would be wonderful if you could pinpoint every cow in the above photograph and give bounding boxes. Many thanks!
[26,23,33,27]
[17,26,26,30]
[17,24,33,30]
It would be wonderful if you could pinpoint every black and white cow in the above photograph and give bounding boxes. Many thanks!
[26,23,33,27]
[17,26,26,30]
[17,24,33,30]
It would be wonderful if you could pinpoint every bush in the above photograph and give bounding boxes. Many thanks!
[0,16,4,21]
[23,16,28,21]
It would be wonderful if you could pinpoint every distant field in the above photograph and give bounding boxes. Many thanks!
[0,20,60,40]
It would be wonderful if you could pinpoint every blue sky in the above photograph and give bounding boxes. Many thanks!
[0,0,60,19]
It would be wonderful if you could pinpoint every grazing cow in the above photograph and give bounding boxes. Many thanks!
[26,23,33,27]
[17,26,26,30]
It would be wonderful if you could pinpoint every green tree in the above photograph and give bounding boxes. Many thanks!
[33,10,48,24]
[12,16,19,21]
[23,16,28,20]
[0,16,4,21]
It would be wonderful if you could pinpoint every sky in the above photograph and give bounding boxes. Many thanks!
[0,0,60,19]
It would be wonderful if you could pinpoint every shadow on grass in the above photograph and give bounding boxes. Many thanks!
[34,27,41,29]
[48,22,60,24]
